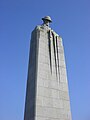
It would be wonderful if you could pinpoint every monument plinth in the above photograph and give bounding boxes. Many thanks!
[24,16,72,120]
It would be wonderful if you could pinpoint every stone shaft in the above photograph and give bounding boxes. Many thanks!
[24,25,72,120]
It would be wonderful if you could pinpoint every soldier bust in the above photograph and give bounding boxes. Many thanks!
[35,16,52,30]
[35,16,59,37]
[42,16,52,27]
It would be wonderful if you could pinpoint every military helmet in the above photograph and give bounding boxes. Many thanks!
[42,16,52,22]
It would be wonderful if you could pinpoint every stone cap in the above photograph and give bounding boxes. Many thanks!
[42,16,52,22]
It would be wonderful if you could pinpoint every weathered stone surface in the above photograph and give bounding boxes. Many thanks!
[24,17,72,120]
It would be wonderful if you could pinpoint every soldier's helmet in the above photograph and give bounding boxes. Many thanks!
[42,16,52,22]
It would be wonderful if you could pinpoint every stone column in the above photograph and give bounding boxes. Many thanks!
[24,21,72,120]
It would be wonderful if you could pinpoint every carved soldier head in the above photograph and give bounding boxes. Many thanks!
[42,16,52,27]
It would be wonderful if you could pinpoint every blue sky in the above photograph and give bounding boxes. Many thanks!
[0,0,90,120]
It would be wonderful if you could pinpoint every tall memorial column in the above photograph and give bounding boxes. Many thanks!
[24,16,72,120]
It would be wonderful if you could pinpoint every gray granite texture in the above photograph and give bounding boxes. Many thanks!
[24,24,72,120]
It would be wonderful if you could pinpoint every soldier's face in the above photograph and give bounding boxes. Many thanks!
[44,20,49,26]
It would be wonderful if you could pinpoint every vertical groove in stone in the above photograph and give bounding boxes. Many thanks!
[52,32,57,76]
[56,36,60,83]
[48,30,52,74]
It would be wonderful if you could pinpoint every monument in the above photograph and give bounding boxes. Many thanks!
[24,16,72,120]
